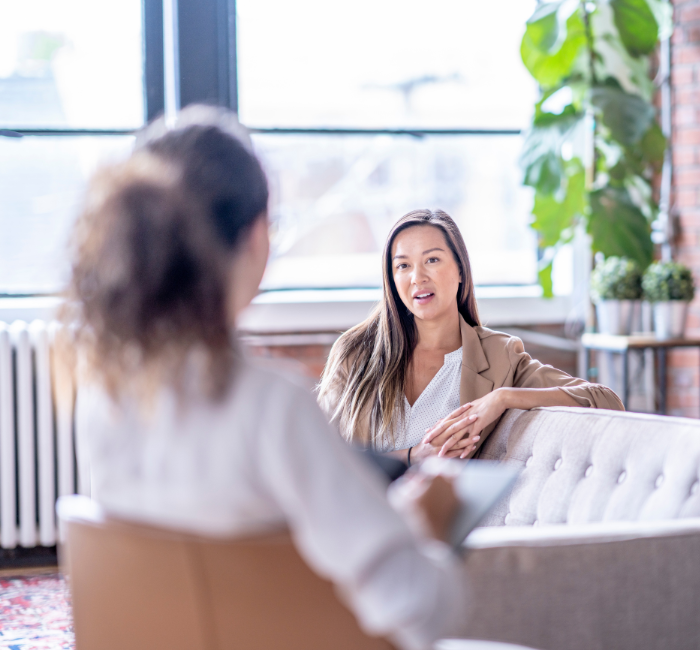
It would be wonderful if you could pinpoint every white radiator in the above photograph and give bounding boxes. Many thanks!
[0,320,79,549]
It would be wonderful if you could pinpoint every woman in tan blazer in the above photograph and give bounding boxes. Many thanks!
[318,209,623,464]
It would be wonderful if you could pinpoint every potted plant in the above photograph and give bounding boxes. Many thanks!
[642,262,695,339]
[591,257,642,335]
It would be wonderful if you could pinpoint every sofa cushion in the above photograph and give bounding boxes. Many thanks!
[477,407,700,527]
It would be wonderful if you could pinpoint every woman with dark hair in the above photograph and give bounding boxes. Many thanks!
[318,209,623,464]
[66,108,472,650]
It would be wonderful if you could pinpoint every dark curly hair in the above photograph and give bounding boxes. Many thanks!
[61,106,269,401]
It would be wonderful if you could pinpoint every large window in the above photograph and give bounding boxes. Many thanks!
[0,136,134,294]
[238,0,538,290]
[1,0,541,296]
[0,0,143,295]
[237,0,535,130]
[0,0,143,129]
[254,133,535,289]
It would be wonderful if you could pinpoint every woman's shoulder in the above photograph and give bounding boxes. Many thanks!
[469,325,526,365]
[79,358,319,427]
[473,325,521,348]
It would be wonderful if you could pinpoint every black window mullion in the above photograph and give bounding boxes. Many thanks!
[177,0,236,110]
[143,0,165,122]
[224,0,238,113]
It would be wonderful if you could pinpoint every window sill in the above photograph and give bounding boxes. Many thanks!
[238,287,572,333]
[0,296,63,324]
[0,288,573,332]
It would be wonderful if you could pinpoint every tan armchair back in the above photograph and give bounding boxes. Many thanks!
[58,495,394,650]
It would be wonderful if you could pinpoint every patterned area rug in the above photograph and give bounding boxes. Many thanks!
[0,574,74,649]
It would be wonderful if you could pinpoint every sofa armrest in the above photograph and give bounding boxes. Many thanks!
[459,519,700,650]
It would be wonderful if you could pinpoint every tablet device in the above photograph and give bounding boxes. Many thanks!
[360,449,409,482]
[365,452,520,551]
[448,460,520,550]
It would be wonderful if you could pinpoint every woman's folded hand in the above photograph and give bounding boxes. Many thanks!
[423,390,509,459]
[426,389,508,458]
[410,404,479,461]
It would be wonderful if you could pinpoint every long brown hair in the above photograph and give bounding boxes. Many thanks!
[318,209,480,448]
[60,106,269,402]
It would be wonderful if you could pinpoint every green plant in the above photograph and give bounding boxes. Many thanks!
[520,0,672,296]
[590,256,642,300]
[642,261,695,302]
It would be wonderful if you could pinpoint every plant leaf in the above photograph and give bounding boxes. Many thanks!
[538,261,554,298]
[590,85,656,146]
[588,187,653,268]
[539,86,575,115]
[533,194,569,248]
[534,102,579,126]
[598,32,655,101]
[646,0,673,41]
[525,152,564,194]
[610,0,659,57]
[525,1,565,52]
[639,121,667,167]
[531,160,586,247]
[521,10,587,88]
[525,0,579,52]
[520,110,583,193]
[608,160,628,182]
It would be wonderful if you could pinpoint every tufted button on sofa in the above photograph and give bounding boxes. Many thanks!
[460,407,700,650]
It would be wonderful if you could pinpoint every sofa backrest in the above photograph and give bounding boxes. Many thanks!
[477,407,700,527]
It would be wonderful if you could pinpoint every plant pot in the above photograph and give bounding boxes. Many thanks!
[595,300,636,335]
[653,301,689,340]
[639,300,653,333]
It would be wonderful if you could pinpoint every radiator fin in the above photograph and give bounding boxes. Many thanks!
[0,325,17,549]
[0,320,78,549]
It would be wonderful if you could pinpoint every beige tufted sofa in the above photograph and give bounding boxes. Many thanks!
[463,406,700,650]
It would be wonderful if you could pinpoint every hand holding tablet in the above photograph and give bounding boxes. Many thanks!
[389,457,520,551]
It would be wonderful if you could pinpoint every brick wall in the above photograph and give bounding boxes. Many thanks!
[243,324,578,384]
[669,0,700,417]
[245,341,334,382]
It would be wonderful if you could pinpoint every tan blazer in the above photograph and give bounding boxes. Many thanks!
[321,316,624,453]
[455,317,624,455]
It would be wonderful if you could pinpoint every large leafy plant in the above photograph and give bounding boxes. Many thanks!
[520,0,672,296]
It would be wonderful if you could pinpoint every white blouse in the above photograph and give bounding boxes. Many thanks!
[378,348,463,452]
[76,356,468,650]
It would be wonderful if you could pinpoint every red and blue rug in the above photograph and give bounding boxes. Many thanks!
[0,574,73,649]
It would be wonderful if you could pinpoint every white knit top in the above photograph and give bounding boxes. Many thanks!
[378,347,463,452]
[76,357,469,650]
